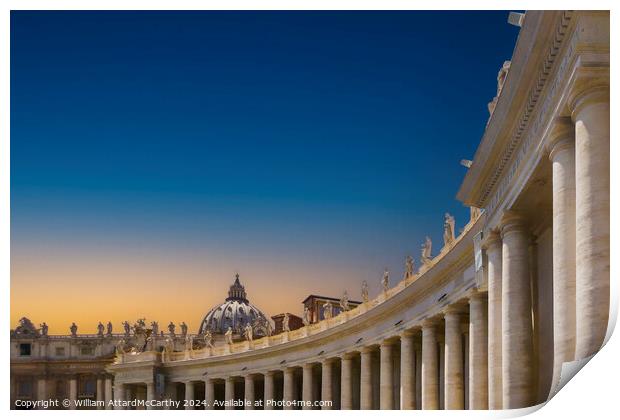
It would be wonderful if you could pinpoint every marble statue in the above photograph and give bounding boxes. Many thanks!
[443,213,456,246]
[97,322,104,337]
[382,268,390,293]
[244,323,253,342]
[323,302,333,320]
[106,321,113,336]
[488,60,512,118]
[151,321,159,336]
[303,307,310,326]
[340,291,350,311]
[163,337,173,357]
[225,326,233,345]
[470,206,481,220]
[122,321,131,337]
[185,334,193,351]
[39,322,48,337]
[203,330,214,348]
[115,339,125,356]
[180,322,188,337]
[405,256,414,278]
[361,281,369,303]
[421,236,432,265]
[265,319,273,336]
[70,322,78,337]
[283,313,290,332]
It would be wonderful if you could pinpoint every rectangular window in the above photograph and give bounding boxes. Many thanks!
[80,346,94,356]
[17,380,32,397]
[79,378,96,397]
[19,343,31,356]
[55,347,65,356]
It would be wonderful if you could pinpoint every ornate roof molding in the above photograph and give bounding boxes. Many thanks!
[457,11,576,209]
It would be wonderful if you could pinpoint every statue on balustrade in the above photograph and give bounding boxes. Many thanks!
[168,322,176,337]
[421,236,432,265]
[97,322,104,337]
[106,321,113,336]
[180,322,188,337]
[303,307,310,326]
[361,280,369,303]
[323,302,333,320]
[340,290,350,311]
[283,313,290,332]
[163,337,174,358]
[405,256,414,278]
[151,321,159,336]
[122,321,131,337]
[203,330,214,348]
[244,323,253,342]
[225,326,233,345]
[70,322,78,337]
[115,339,126,357]
[382,268,390,292]
[443,213,456,246]
[39,322,48,337]
[185,334,193,351]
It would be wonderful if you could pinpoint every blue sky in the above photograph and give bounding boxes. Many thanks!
[10,11,519,331]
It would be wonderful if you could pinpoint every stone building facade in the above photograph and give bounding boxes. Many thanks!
[9,10,610,411]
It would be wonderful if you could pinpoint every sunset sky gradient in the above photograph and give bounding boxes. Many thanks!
[10,11,519,333]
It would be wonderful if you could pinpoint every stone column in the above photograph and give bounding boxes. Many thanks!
[225,377,235,410]
[146,382,155,410]
[113,383,125,410]
[69,377,78,410]
[469,292,489,409]
[244,375,255,410]
[421,322,439,410]
[571,87,610,360]
[341,355,353,410]
[96,377,103,408]
[204,378,215,410]
[302,363,314,410]
[400,332,416,409]
[321,360,333,410]
[360,348,373,410]
[444,309,464,409]
[547,117,577,392]
[36,377,47,405]
[184,381,195,410]
[380,341,394,410]
[104,377,113,410]
[283,367,295,410]
[264,372,275,410]
[501,212,534,408]
[483,230,503,409]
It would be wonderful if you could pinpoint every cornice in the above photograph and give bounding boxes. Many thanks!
[457,11,574,207]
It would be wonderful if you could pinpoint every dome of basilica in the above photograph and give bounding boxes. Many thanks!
[198,274,271,338]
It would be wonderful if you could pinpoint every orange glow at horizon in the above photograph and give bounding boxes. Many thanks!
[11,249,375,335]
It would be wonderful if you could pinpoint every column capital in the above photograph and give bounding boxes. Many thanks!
[421,318,438,329]
[360,346,374,355]
[379,340,393,349]
[481,229,502,251]
[341,352,356,361]
[468,290,487,304]
[443,305,465,319]
[400,330,416,339]
[500,211,528,238]
[546,117,575,161]
[569,84,610,121]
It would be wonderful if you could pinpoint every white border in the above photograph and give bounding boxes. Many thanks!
[2,2,617,419]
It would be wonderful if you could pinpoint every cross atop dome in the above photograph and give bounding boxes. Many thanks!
[226,273,248,302]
